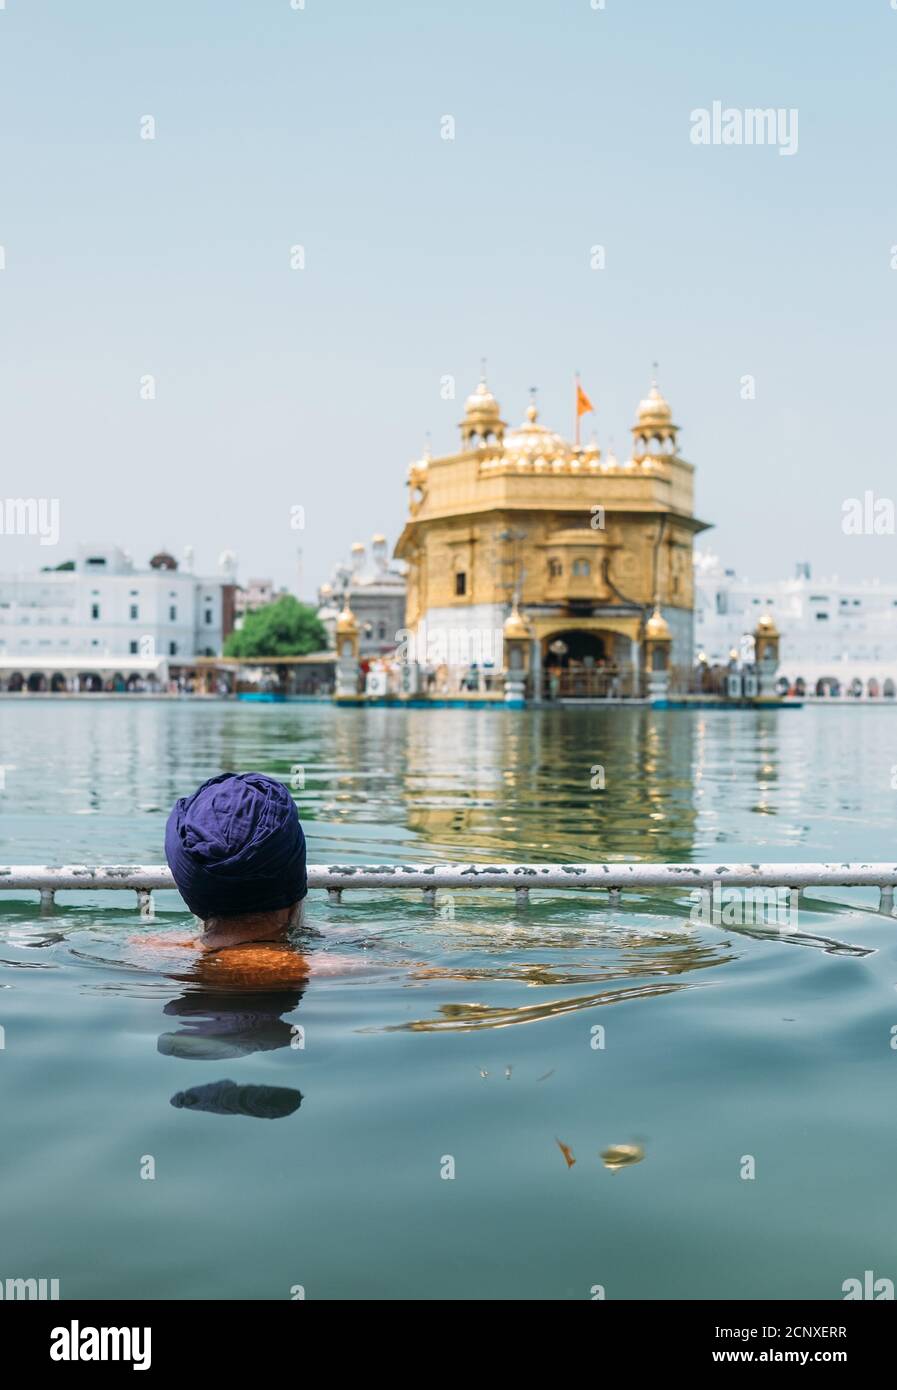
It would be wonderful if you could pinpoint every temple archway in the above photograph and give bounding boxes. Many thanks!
[542,628,635,698]
[543,629,608,668]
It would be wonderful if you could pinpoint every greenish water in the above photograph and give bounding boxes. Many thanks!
[1,700,896,1300]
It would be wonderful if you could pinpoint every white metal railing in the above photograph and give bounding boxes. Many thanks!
[1,862,896,914]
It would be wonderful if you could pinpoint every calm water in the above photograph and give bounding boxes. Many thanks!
[1,700,896,1300]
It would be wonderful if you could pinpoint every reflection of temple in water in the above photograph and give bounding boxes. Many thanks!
[318,706,703,863]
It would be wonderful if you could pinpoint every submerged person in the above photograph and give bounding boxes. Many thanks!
[165,771,308,951]
[139,771,382,988]
[135,772,311,988]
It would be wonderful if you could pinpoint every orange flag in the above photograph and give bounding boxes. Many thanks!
[576,382,594,417]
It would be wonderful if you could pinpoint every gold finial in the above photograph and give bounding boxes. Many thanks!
[335,599,359,636]
[503,601,531,640]
[526,386,538,423]
[645,605,671,640]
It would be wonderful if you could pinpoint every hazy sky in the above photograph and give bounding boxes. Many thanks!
[1,0,895,592]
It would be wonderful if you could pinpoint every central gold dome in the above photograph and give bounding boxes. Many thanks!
[502,400,571,461]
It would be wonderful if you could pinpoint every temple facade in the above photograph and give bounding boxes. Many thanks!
[394,375,710,697]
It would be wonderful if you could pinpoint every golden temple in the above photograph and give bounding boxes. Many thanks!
[394,374,711,696]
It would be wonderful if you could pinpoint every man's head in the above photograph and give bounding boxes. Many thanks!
[165,773,307,941]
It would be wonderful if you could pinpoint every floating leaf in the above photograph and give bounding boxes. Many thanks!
[601,1143,645,1171]
[556,1138,576,1168]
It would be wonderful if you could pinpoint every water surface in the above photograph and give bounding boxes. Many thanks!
[1,701,895,1299]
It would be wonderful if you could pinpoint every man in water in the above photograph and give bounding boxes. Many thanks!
[137,772,312,989]
[146,771,374,988]
[165,771,307,950]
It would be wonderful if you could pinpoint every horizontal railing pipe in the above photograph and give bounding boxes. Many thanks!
[1,862,897,893]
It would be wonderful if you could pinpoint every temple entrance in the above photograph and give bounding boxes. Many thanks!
[542,628,637,699]
[544,631,607,667]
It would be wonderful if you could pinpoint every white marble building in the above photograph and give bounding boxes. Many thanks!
[0,543,234,689]
[695,552,897,696]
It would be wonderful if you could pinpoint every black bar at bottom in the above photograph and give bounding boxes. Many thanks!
[0,1297,893,1373]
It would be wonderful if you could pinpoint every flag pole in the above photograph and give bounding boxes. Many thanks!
[574,372,580,448]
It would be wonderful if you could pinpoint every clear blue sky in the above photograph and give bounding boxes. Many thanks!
[1,0,895,591]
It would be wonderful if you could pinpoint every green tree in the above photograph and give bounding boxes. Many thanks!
[224,594,328,658]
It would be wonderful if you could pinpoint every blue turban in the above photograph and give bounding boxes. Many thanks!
[165,773,307,919]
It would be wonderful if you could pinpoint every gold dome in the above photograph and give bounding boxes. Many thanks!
[460,374,506,447]
[503,603,531,641]
[645,605,671,640]
[371,533,386,545]
[503,398,571,463]
[637,380,673,426]
[464,378,501,420]
[755,612,779,638]
[335,602,359,636]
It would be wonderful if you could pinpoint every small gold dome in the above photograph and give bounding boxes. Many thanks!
[503,603,531,640]
[350,541,365,554]
[464,377,501,419]
[645,606,671,640]
[371,533,386,545]
[335,602,359,636]
[755,612,779,637]
[637,380,673,425]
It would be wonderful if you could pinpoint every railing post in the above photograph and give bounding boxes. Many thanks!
[39,888,55,915]
[514,886,529,909]
[880,886,894,915]
[137,889,154,919]
[327,888,342,904]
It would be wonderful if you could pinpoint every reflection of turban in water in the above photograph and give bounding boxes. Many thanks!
[165,773,307,919]
[171,1079,302,1119]
[157,991,305,1059]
